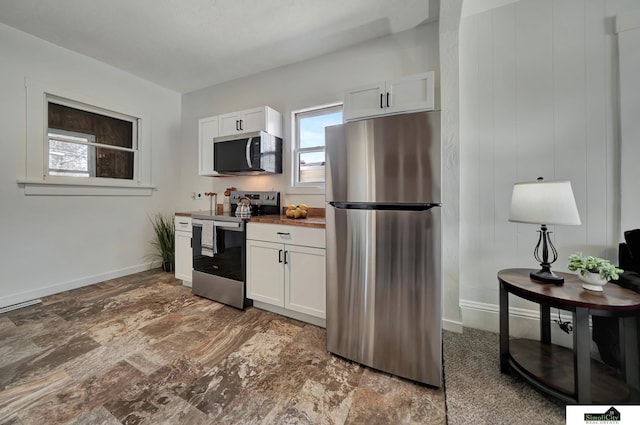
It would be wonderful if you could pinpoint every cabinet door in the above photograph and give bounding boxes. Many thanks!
[343,82,386,122]
[239,107,265,133]
[198,116,219,176]
[218,112,243,136]
[175,231,192,282]
[285,245,326,319]
[386,71,435,115]
[246,240,285,306]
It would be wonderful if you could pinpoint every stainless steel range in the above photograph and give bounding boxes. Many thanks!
[191,191,280,309]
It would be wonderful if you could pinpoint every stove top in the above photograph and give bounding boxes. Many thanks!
[192,190,280,223]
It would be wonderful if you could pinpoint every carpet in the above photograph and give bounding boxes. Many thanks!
[443,327,565,425]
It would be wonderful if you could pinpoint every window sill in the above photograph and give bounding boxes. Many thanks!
[287,184,325,196]
[17,179,156,196]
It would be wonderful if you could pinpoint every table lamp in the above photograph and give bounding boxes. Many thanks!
[509,178,581,284]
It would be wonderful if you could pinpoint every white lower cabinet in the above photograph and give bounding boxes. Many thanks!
[174,216,192,286]
[246,240,285,305]
[246,223,326,325]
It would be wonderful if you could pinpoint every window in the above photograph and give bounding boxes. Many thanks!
[293,104,343,186]
[20,79,153,196]
[47,99,137,181]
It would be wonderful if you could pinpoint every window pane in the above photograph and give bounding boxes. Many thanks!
[96,148,135,179]
[299,151,325,183]
[299,110,342,149]
[48,102,133,149]
[48,138,92,177]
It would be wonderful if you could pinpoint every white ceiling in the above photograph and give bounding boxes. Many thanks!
[0,0,437,93]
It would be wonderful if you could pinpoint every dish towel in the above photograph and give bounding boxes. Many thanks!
[201,221,217,257]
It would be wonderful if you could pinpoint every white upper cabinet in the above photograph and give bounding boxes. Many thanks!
[198,116,219,176]
[343,71,435,122]
[218,106,283,138]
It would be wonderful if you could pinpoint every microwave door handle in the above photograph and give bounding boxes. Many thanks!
[245,139,253,169]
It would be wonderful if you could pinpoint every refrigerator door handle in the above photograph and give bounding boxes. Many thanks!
[328,201,441,211]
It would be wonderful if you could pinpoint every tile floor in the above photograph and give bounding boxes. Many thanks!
[0,269,445,424]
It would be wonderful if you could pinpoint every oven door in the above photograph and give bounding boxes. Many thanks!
[192,220,244,281]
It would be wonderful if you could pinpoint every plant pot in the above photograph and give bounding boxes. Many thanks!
[162,261,174,273]
[579,272,608,291]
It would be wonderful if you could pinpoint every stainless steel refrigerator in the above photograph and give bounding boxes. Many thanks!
[325,110,442,387]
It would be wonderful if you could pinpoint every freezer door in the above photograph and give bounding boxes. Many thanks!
[326,206,442,386]
[325,110,440,204]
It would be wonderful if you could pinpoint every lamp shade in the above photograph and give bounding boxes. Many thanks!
[509,180,581,226]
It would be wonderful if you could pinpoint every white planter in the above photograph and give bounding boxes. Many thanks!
[579,272,609,292]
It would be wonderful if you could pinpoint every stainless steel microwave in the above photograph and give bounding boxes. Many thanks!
[213,131,282,175]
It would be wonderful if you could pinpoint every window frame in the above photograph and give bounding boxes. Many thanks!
[291,102,343,190]
[46,95,139,182]
[20,79,154,196]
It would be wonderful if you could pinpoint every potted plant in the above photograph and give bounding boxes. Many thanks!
[149,213,175,272]
[567,253,623,291]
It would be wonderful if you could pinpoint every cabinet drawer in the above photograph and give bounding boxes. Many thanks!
[247,223,325,248]
[175,216,192,232]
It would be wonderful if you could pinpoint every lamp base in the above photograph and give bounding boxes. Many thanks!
[530,269,564,285]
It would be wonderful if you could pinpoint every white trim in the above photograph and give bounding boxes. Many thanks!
[253,300,326,328]
[23,78,152,195]
[443,318,463,333]
[460,299,575,348]
[17,179,155,196]
[0,263,155,309]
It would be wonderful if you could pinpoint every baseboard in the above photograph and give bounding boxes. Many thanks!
[460,299,575,348]
[443,318,463,333]
[0,263,153,309]
[252,301,326,328]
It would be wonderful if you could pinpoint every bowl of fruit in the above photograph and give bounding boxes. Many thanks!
[285,204,308,219]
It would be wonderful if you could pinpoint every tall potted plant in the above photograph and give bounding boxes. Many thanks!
[149,213,175,272]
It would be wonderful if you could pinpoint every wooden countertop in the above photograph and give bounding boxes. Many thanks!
[246,214,325,228]
[174,209,325,228]
[175,210,212,217]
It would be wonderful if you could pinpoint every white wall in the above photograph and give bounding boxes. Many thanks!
[0,23,182,309]
[458,0,639,335]
[178,23,440,212]
[617,9,640,233]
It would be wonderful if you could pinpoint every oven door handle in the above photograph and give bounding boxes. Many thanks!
[279,249,283,263]
[213,221,241,228]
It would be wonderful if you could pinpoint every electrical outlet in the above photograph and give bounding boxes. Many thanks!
[196,192,203,200]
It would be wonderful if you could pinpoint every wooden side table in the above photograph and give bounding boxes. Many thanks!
[498,268,640,404]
